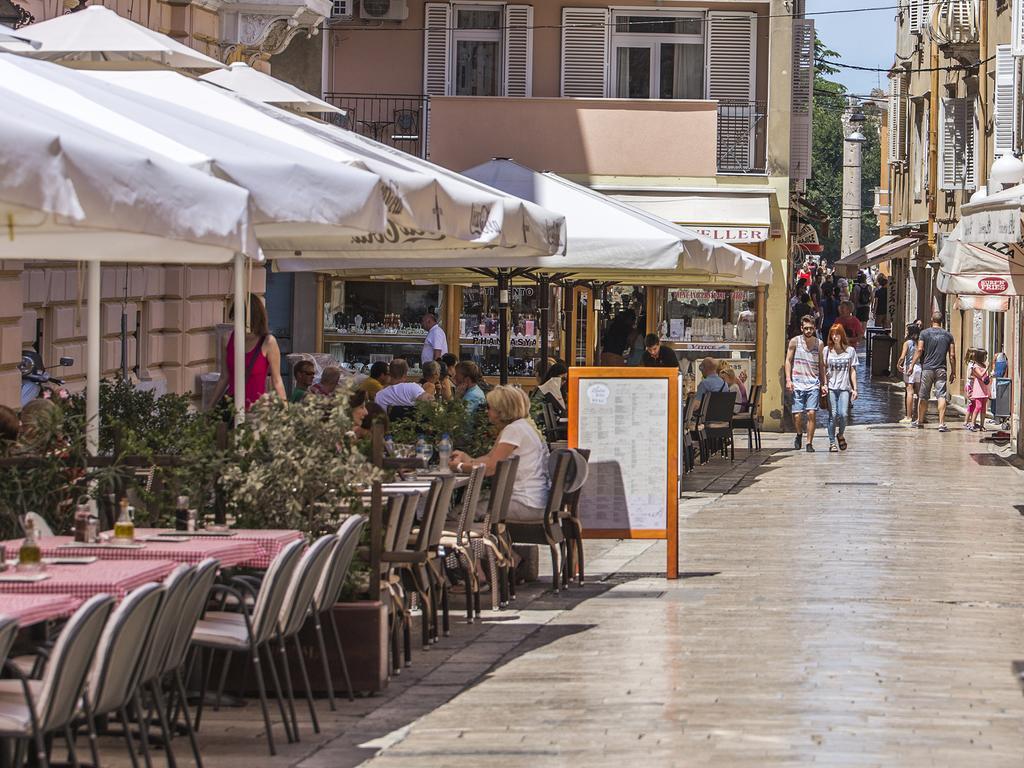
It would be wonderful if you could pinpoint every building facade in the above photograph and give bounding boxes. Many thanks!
[323,0,812,428]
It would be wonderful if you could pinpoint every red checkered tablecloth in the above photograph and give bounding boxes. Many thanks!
[0,593,80,627]
[229,529,305,568]
[0,559,177,602]
[3,534,261,569]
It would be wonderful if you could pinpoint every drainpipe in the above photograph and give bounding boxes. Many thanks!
[924,37,940,323]
[977,0,988,183]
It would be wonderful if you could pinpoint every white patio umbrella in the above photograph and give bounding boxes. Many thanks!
[0,23,40,47]
[200,62,344,114]
[5,5,223,70]
[1,90,257,449]
[937,225,1024,308]
[86,68,564,257]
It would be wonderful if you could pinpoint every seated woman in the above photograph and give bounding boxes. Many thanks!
[535,362,567,412]
[449,385,550,522]
[348,390,390,439]
[717,366,746,413]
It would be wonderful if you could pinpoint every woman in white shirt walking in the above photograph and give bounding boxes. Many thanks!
[822,323,859,453]
[449,385,550,521]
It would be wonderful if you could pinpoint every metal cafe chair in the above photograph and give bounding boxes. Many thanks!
[701,391,738,461]
[507,450,573,594]
[732,383,764,452]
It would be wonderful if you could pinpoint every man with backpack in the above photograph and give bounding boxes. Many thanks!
[853,272,872,324]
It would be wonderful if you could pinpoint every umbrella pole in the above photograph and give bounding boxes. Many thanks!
[497,271,509,386]
[86,261,101,455]
[233,252,245,427]
[538,275,550,378]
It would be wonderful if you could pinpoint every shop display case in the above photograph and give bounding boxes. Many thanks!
[320,279,444,373]
[458,284,560,379]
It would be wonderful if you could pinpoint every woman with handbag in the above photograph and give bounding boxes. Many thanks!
[208,295,286,412]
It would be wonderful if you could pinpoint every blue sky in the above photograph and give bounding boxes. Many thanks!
[806,1,898,98]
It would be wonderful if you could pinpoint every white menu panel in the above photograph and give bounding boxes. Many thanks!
[576,377,669,532]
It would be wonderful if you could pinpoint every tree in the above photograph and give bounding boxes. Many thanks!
[805,36,880,261]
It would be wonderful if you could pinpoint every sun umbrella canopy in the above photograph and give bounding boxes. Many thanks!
[0,89,256,262]
[937,226,1024,299]
[4,5,224,70]
[201,63,344,114]
[0,23,39,47]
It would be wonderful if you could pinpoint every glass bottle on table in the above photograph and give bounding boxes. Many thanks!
[18,517,42,570]
[114,497,135,542]
[437,433,452,474]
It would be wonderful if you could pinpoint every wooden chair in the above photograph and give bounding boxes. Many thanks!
[732,384,763,452]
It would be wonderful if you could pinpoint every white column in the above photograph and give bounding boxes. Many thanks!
[86,260,101,455]
[841,130,866,258]
[233,251,246,426]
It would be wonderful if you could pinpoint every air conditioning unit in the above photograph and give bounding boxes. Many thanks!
[331,0,353,19]
[360,0,408,21]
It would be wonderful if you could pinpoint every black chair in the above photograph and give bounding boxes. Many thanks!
[732,384,763,452]
[700,391,738,461]
[391,108,421,142]
[691,394,713,465]
[539,397,567,444]
[559,448,590,588]
[681,395,699,472]
[507,450,572,594]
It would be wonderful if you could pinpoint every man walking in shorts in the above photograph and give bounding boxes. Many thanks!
[785,315,827,452]
[909,311,956,431]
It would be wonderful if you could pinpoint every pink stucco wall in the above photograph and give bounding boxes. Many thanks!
[428,96,718,176]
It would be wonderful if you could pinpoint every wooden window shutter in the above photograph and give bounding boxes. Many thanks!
[560,7,609,98]
[789,19,814,181]
[423,3,452,97]
[940,97,977,190]
[1013,0,1024,56]
[708,12,756,173]
[503,5,533,97]
[994,45,1017,156]
[887,73,908,164]
[907,0,924,33]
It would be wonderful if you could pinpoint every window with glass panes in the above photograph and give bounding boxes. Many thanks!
[453,6,502,96]
[612,12,704,100]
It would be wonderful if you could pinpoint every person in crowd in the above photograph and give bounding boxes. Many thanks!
[421,312,448,365]
[448,386,550,522]
[718,366,746,413]
[358,361,390,400]
[0,405,18,451]
[737,368,750,404]
[439,353,458,398]
[873,275,889,329]
[290,360,315,403]
[837,276,850,303]
[208,295,286,411]
[963,349,991,432]
[309,366,341,397]
[789,292,815,337]
[908,311,956,431]
[642,333,681,369]
[785,314,826,452]
[696,357,730,400]
[536,361,568,411]
[836,301,864,347]
[600,309,636,365]
[454,360,487,414]
[819,285,840,337]
[420,360,448,400]
[624,325,646,366]
[809,271,823,309]
[375,359,434,409]
[822,323,858,453]
[349,389,369,431]
[896,323,921,425]
[790,277,808,312]
[853,272,872,324]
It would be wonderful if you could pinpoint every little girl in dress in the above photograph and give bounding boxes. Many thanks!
[964,349,991,432]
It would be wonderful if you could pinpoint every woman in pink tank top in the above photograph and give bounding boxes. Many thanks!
[209,295,286,411]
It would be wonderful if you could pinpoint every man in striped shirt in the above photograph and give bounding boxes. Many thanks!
[785,315,827,452]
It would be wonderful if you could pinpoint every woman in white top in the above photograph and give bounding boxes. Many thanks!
[822,322,858,453]
[449,385,550,522]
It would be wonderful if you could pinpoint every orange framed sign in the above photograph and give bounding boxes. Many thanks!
[568,367,679,579]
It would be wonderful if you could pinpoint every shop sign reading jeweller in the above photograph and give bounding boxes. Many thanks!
[690,226,769,243]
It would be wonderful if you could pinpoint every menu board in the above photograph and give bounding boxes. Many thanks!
[568,367,680,578]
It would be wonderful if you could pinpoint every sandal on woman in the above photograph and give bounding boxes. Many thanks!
[829,443,839,452]
[837,436,848,451]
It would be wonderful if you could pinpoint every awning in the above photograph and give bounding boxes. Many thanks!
[834,235,919,269]
[958,184,1024,244]
[606,191,772,243]
[937,235,1024,300]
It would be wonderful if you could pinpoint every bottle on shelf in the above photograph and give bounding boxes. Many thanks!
[114,497,135,542]
[437,433,452,473]
[18,517,42,570]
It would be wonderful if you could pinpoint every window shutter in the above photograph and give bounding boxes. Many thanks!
[423,3,451,97]
[907,0,924,33]
[1013,0,1024,56]
[940,97,977,190]
[503,5,533,97]
[789,19,814,181]
[887,74,908,164]
[708,12,756,173]
[560,7,609,98]
[995,44,1017,156]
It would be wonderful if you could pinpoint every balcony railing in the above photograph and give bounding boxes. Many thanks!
[326,93,768,175]
[716,100,767,175]
[322,93,430,159]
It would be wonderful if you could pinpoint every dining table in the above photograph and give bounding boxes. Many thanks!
[0,559,178,602]
[0,593,80,627]
[2,533,262,569]
[128,528,304,568]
